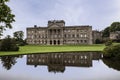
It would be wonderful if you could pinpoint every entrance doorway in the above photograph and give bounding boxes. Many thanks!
[58,40,60,45]
[50,40,52,45]
[54,40,56,45]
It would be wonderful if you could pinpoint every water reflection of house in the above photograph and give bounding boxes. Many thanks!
[91,52,102,60]
[27,52,102,73]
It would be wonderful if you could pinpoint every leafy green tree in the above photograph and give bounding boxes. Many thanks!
[102,59,120,71]
[13,31,25,46]
[103,44,120,60]
[0,35,19,51]
[102,27,110,37]
[95,39,102,44]
[110,22,120,32]
[105,40,112,46]
[0,0,15,36]
[102,22,120,38]
[0,56,17,70]
[0,55,23,70]
[13,31,24,40]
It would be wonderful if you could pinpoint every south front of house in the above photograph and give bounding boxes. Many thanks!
[26,20,93,45]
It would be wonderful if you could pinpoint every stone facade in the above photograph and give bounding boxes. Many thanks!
[110,31,120,40]
[92,30,102,43]
[26,20,92,45]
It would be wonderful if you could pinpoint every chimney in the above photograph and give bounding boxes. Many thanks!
[34,25,37,28]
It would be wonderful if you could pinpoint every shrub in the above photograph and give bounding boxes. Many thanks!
[105,40,112,46]
[0,37,19,51]
[95,39,102,44]
[102,59,120,71]
[103,44,120,60]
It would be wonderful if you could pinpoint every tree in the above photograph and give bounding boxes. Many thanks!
[102,27,110,37]
[0,0,15,36]
[0,55,22,70]
[13,31,24,40]
[110,22,120,32]
[102,58,120,71]
[0,56,17,70]
[102,22,120,38]
[105,40,112,46]
[13,31,25,46]
[103,44,120,60]
[95,39,102,44]
[0,35,19,51]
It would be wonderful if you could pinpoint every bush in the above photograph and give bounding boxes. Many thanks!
[95,39,102,44]
[105,40,112,46]
[15,39,27,46]
[0,37,19,51]
[102,58,120,71]
[103,44,120,60]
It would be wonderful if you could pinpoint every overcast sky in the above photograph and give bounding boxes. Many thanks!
[2,0,120,38]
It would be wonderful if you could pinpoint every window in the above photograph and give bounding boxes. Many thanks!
[32,31,34,33]
[54,35,57,38]
[68,34,70,37]
[34,40,36,43]
[81,34,83,37]
[64,34,66,38]
[34,30,37,33]
[84,40,87,43]
[85,34,87,37]
[39,35,41,38]
[34,35,36,38]
[68,30,70,32]
[77,34,79,37]
[64,40,66,43]
[58,29,60,33]
[81,40,83,43]
[64,30,67,32]
[72,34,75,38]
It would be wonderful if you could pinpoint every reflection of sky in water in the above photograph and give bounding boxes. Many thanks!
[0,56,120,80]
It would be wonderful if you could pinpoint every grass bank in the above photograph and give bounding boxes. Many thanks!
[0,44,105,56]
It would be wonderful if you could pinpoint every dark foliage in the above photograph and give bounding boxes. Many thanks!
[95,39,103,44]
[13,31,26,46]
[110,22,120,32]
[102,27,110,37]
[0,55,23,70]
[0,37,19,51]
[105,40,112,46]
[102,59,120,71]
[0,0,15,36]
[102,22,120,38]
[103,44,120,60]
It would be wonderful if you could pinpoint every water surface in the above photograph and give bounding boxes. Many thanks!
[0,52,120,80]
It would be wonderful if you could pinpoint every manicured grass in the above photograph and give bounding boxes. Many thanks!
[0,44,105,56]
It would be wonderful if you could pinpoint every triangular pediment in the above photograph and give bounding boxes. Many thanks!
[48,24,60,28]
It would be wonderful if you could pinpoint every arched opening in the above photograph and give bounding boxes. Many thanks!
[50,40,52,45]
[58,40,60,45]
[54,40,56,45]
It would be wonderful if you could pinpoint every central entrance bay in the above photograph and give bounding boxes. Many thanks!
[0,52,120,80]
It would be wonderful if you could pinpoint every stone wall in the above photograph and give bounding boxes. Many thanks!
[26,20,93,45]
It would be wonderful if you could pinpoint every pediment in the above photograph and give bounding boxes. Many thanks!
[48,24,60,28]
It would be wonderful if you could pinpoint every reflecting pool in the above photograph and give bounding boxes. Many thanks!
[0,52,120,80]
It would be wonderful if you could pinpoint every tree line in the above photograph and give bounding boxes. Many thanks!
[0,0,26,51]
[102,22,120,37]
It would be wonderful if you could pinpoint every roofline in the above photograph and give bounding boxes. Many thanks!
[27,25,92,29]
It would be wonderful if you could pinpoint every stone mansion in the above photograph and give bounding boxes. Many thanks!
[26,20,93,45]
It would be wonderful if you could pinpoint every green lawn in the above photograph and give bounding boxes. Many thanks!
[0,44,105,56]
